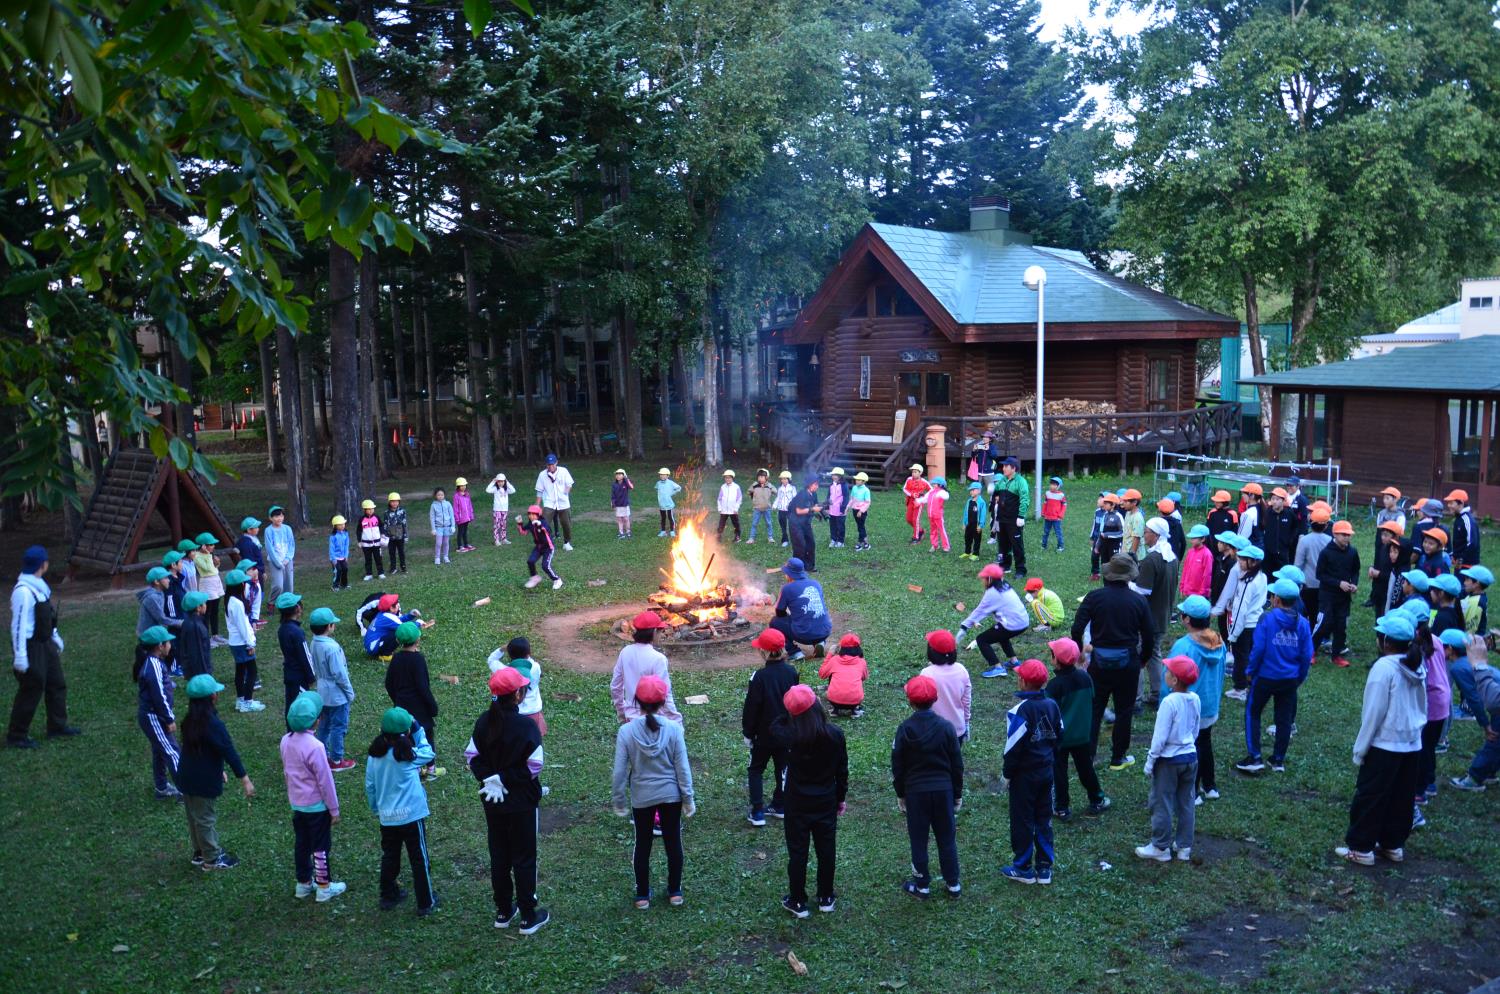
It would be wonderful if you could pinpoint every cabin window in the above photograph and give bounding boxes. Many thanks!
[1147,357,1177,411]
[859,356,871,400]
[898,372,922,407]
[871,282,924,317]
[896,371,952,410]
[925,372,951,407]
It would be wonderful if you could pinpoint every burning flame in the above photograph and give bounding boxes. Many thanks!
[661,518,717,600]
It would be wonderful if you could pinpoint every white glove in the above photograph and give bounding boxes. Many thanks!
[896,797,907,813]
[684,799,696,818]
[743,736,754,750]
[1016,517,1025,527]
[479,774,507,804]
[51,632,64,652]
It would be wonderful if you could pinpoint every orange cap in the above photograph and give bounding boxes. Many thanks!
[1310,507,1332,524]
[1445,489,1469,504]
[1423,527,1449,546]
[1156,498,1174,514]
[1100,493,1120,505]
[1331,520,1354,536]
[1211,490,1232,504]
[1122,488,1142,501]
[1379,486,1402,499]
[1271,487,1289,500]
[1240,482,1263,496]
[1378,520,1405,536]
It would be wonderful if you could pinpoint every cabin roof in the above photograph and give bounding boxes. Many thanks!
[1243,334,1500,394]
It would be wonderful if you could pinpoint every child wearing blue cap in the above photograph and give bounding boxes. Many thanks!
[282,690,344,900]
[961,482,988,560]
[1460,565,1492,635]
[1413,604,1451,807]
[1178,525,1213,599]
[1170,595,1227,801]
[1212,544,1266,701]
[1236,579,1312,774]
[179,673,255,870]
[1040,477,1067,552]
[309,608,357,772]
[1337,613,1427,866]
[367,707,438,914]
[926,477,950,553]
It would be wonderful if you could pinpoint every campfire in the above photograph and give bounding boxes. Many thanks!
[616,517,766,644]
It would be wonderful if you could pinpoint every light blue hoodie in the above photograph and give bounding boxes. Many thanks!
[655,477,683,510]
[1172,628,1228,726]
[364,724,435,825]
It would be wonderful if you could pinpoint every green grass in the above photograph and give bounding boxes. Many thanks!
[3,453,1497,994]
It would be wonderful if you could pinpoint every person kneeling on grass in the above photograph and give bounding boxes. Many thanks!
[958,563,1029,679]
[893,675,963,899]
[1236,578,1312,775]
[612,674,695,911]
[1135,655,1201,862]
[818,633,868,718]
[1449,632,1500,792]
[361,593,431,659]
[281,691,345,901]
[367,707,439,915]
[773,684,848,918]
[179,674,254,871]
[1002,660,1061,885]
[516,504,563,590]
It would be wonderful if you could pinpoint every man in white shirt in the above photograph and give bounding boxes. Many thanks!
[534,453,576,551]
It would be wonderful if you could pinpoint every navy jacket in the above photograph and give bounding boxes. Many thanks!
[1453,509,1481,566]
[235,535,265,572]
[137,654,175,725]
[385,649,438,721]
[1317,542,1361,592]
[177,713,247,798]
[1003,690,1062,778]
[742,660,800,739]
[772,719,848,809]
[178,614,212,679]
[891,708,963,799]
[278,620,315,688]
[774,568,833,644]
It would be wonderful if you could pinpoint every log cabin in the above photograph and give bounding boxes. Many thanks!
[763,197,1242,484]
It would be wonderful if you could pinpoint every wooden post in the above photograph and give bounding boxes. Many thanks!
[165,469,182,543]
[1268,390,1282,461]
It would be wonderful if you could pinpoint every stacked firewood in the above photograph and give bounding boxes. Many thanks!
[986,394,1117,418]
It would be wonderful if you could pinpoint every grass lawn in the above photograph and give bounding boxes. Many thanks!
[3,450,1497,994]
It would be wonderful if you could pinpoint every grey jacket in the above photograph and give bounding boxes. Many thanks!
[1352,654,1427,763]
[310,634,355,707]
[611,716,694,811]
[135,586,180,636]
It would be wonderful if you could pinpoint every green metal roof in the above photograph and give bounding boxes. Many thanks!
[1242,334,1500,393]
[869,222,1235,327]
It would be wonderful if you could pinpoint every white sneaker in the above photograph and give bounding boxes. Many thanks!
[524,576,542,589]
[1134,843,1172,862]
[552,578,564,590]
[1204,789,1220,800]
[363,575,373,582]
[249,699,266,712]
[1175,848,1192,861]
[434,559,442,565]
[563,543,573,551]
[1194,794,1203,807]
[295,882,315,899]
[316,881,348,902]
[235,699,249,713]
[379,573,386,579]
[443,557,451,563]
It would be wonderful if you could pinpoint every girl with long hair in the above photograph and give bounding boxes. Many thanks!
[178,674,254,870]
[222,569,263,713]
[773,685,848,918]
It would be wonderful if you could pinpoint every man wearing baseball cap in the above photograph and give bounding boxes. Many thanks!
[742,627,799,825]
[788,475,823,571]
[770,558,831,660]
[991,456,1030,576]
[534,453,575,551]
[893,673,963,898]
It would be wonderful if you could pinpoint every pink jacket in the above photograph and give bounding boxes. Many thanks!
[1179,545,1213,598]
[921,661,972,738]
[818,653,868,706]
[926,488,948,521]
[280,731,339,817]
[453,490,475,525]
[1424,636,1452,721]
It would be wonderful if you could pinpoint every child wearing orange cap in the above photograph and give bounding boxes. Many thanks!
[893,674,963,898]
[1045,638,1109,819]
[1120,489,1145,559]
[1369,519,1408,612]
[1092,493,1125,579]
[1135,655,1201,861]
[1414,526,1452,579]
[1237,483,1264,548]
[1313,521,1360,668]
[1206,489,1239,539]
[920,630,972,742]
[742,628,799,826]
[818,633,869,718]
[1261,488,1296,574]
[1023,578,1066,632]
[1294,507,1333,619]
[1001,659,1062,884]
[1446,490,1480,570]
[773,683,848,917]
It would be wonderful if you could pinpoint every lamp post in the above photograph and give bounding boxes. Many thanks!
[1023,264,1047,522]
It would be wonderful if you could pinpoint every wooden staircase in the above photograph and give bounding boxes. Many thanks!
[823,439,897,486]
[70,449,165,574]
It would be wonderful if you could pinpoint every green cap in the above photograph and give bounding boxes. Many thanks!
[140,625,175,645]
[162,551,185,567]
[145,566,170,583]
[287,690,324,731]
[395,621,421,646]
[222,569,248,586]
[268,505,285,516]
[176,539,199,554]
[185,674,225,699]
[235,559,257,573]
[182,591,210,610]
[274,592,303,610]
[381,706,414,735]
[309,607,340,626]
[240,516,261,530]
[194,532,217,547]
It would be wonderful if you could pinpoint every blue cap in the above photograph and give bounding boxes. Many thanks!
[1215,532,1247,550]
[1399,599,1431,623]
[803,473,820,487]
[968,482,982,491]
[1422,499,1445,516]
[1270,578,1301,601]
[1273,565,1305,586]
[1439,628,1472,650]
[1001,456,1020,468]
[1176,595,1212,619]
[146,566,171,583]
[1165,491,1182,503]
[1462,565,1495,586]
[930,477,946,488]
[1050,476,1063,485]
[545,453,558,464]
[1286,476,1301,486]
[21,545,47,573]
[1187,524,1210,539]
[274,592,303,610]
[1375,613,1416,641]
[1430,573,1462,597]
[240,516,261,530]
[1400,569,1431,592]
[1116,488,1128,498]
[782,557,807,578]
[1238,545,1265,561]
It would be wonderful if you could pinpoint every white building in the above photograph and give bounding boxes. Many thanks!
[1353,275,1500,357]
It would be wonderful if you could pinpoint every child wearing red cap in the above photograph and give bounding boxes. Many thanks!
[1136,655,1201,862]
[773,683,848,917]
[1023,577,1065,632]
[818,633,869,718]
[742,628,800,825]
[515,505,563,590]
[1045,638,1109,819]
[467,667,549,934]
[612,674,695,910]
[920,630,972,743]
[1002,660,1062,884]
[893,675,963,898]
[611,613,683,724]
[958,563,1029,679]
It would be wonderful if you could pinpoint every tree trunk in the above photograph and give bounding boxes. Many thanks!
[660,364,673,448]
[57,435,82,542]
[79,409,104,476]
[329,242,364,517]
[702,316,723,467]
[517,325,537,463]
[488,324,504,445]
[1240,269,1272,445]
[412,295,429,438]
[422,306,438,436]
[550,286,568,433]
[674,347,694,438]
[314,359,331,450]
[463,238,494,476]
[298,339,320,477]
[739,336,751,444]
[359,250,391,481]
[582,307,600,436]
[389,283,408,458]
[259,336,283,472]
[276,325,311,529]
[170,343,195,449]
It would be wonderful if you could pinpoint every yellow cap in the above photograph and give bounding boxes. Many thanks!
[455,477,468,487]
[779,470,792,480]
[854,472,869,482]
[723,469,735,477]
[613,468,625,475]
[658,467,671,475]
[830,467,845,476]
[331,515,347,526]
[910,463,925,473]
[387,492,401,502]
[360,499,375,510]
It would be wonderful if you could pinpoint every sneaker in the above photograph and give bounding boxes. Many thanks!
[7,736,39,749]
[363,575,373,582]
[202,852,240,871]
[1000,865,1035,885]
[1449,775,1486,792]
[1087,796,1112,816]
[633,893,651,910]
[1452,708,1477,722]
[1270,761,1286,773]
[494,905,518,928]
[1175,848,1192,861]
[747,809,766,827]
[1235,756,1265,774]
[253,679,262,690]
[1134,843,1172,862]
[1194,794,1203,807]
[901,880,930,899]
[1204,788,1220,800]
[1335,846,1375,866]
[1267,723,1298,739]
[552,578,563,590]
[416,895,441,917]
[1103,707,1116,725]
[316,881,348,902]
[46,726,82,738]
[767,805,786,820]
[668,891,684,907]
[155,785,184,801]
[658,530,667,538]
[781,541,788,547]
[816,895,836,913]
[1411,805,1427,829]
[946,883,962,896]
[1434,740,1449,755]
[1035,868,1053,885]
[1333,656,1352,669]
[563,543,573,551]
[378,573,386,579]
[1224,688,1248,701]
[295,881,314,899]
[434,559,442,565]
[653,810,663,838]
[782,896,810,919]
[1054,808,1072,822]
[1376,847,1405,863]
[380,888,408,911]
[981,665,1009,679]
[330,758,358,773]
[524,576,542,589]
[1108,755,1136,771]
[518,908,551,934]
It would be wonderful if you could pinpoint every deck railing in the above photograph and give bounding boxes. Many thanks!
[924,403,1241,460]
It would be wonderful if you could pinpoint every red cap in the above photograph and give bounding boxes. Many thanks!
[1015,659,1049,684]
[1164,654,1199,685]
[978,563,1004,581]
[1024,577,1044,593]
[925,629,957,654]
[631,611,664,631]
[783,684,816,715]
[634,674,668,705]
[904,675,938,707]
[838,632,861,650]
[1048,637,1081,666]
[488,667,530,697]
[751,628,786,652]
[377,594,400,612]
[527,504,543,516]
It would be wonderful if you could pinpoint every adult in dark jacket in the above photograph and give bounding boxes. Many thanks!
[276,594,315,717]
[892,675,964,897]
[1314,521,1361,667]
[385,622,441,774]
[742,628,800,824]
[1071,555,1155,769]
[771,684,848,917]
[787,478,822,572]
[177,592,213,679]
[468,667,548,933]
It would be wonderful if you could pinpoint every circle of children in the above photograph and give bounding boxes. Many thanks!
[25,454,1493,935]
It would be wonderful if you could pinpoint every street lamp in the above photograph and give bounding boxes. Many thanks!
[1023,264,1046,522]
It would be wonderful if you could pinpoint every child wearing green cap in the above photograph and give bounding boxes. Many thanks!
[236,517,266,624]
[179,674,254,870]
[366,708,438,914]
[223,570,264,713]
[136,567,182,679]
[179,592,213,680]
[189,534,225,642]
[277,595,315,721]
[309,608,357,772]
[176,539,201,594]
[135,626,182,800]
[385,623,443,780]
[163,551,188,615]
[235,559,264,630]
[282,690,345,900]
